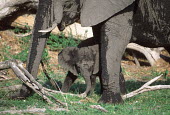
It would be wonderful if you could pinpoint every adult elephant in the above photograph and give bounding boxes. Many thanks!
[13,0,140,104]
[13,0,135,104]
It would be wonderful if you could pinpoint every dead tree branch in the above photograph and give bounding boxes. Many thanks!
[127,43,164,66]
[90,105,108,112]
[122,74,170,99]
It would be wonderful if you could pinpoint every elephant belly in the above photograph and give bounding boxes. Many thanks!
[132,0,170,47]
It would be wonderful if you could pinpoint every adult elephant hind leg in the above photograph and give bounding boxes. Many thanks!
[61,71,78,92]
[119,72,126,95]
[99,9,133,104]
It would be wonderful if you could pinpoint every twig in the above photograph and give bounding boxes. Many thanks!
[0,74,12,81]
[15,31,32,37]
[40,60,69,109]
[40,60,59,90]
[44,87,83,97]
[90,105,108,112]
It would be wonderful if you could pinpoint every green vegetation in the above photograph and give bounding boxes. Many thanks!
[47,33,81,51]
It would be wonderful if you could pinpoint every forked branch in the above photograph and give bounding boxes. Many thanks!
[122,74,170,99]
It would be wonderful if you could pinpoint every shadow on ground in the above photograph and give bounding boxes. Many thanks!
[43,77,170,95]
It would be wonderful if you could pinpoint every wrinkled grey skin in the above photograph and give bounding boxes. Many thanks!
[58,38,126,97]
[16,0,170,104]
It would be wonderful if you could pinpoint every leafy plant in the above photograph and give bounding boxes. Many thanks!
[0,44,12,61]
[47,33,81,51]
[13,25,31,34]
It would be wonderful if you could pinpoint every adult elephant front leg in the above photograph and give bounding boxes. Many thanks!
[98,9,133,104]
[11,0,58,98]
[12,25,50,99]
[12,17,50,99]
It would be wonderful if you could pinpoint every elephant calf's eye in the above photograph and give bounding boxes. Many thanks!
[83,64,89,68]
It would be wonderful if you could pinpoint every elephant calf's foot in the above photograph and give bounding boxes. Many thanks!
[79,92,87,98]
[98,90,123,104]
[10,87,33,99]
[61,88,69,93]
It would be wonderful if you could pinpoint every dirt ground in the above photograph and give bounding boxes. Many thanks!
[0,30,170,81]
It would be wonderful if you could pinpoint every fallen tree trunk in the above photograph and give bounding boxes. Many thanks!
[0,0,38,20]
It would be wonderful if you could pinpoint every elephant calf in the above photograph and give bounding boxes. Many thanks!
[58,38,126,97]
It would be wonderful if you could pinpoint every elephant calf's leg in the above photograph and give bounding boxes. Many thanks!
[80,75,92,97]
[61,71,78,92]
[89,75,97,95]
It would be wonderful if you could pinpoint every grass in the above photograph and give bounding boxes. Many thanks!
[0,72,170,115]
[0,28,170,114]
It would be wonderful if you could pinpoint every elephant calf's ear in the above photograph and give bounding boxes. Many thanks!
[58,47,78,76]
[39,0,63,33]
